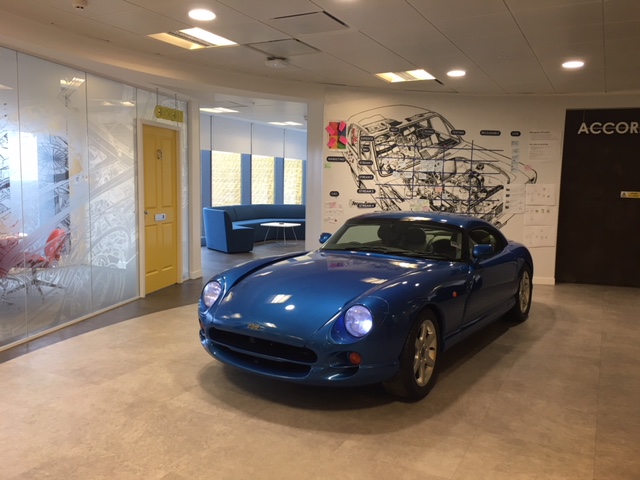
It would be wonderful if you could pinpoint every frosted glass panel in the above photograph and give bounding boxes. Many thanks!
[1,49,192,348]
[14,53,92,340]
[0,47,26,346]
[252,155,275,204]
[212,151,241,206]
[87,74,138,310]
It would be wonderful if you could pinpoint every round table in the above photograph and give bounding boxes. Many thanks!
[260,222,301,246]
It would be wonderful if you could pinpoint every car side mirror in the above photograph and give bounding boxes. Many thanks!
[472,244,494,260]
[319,232,332,244]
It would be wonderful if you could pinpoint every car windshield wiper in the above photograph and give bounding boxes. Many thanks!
[407,252,454,260]
[350,245,402,254]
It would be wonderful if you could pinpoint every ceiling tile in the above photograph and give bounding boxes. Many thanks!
[303,31,416,73]
[92,9,190,35]
[246,39,319,57]
[216,0,319,20]
[266,11,348,36]
[205,21,289,45]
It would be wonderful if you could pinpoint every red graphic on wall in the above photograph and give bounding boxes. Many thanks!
[326,121,348,149]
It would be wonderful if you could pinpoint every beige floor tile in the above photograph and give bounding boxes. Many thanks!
[479,392,597,457]
[594,442,640,480]
[7,443,168,480]
[3,281,640,480]
[452,432,595,480]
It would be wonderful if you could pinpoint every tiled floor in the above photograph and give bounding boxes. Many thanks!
[1,244,639,479]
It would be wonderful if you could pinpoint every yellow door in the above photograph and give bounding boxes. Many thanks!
[143,125,179,294]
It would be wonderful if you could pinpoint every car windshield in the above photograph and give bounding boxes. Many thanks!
[320,219,464,261]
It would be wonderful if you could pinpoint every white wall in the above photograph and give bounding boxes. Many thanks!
[320,87,640,284]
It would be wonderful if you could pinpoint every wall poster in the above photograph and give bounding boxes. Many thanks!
[324,104,538,229]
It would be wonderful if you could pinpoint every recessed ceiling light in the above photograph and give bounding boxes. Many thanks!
[189,9,216,21]
[562,60,585,69]
[447,70,466,77]
[375,69,435,83]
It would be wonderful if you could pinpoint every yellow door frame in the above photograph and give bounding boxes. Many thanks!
[137,119,183,297]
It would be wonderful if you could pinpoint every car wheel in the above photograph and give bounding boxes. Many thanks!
[383,310,440,401]
[509,265,532,322]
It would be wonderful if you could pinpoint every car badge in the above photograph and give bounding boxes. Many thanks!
[247,323,262,331]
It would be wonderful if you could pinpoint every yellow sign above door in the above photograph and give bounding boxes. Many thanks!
[155,105,184,123]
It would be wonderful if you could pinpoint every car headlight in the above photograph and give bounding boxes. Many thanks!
[344,305,373,338]
[202,280,223,308]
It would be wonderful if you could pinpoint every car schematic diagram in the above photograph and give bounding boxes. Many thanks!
[331,105,537,227]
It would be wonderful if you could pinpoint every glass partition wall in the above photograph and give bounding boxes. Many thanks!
[0,48,189,348]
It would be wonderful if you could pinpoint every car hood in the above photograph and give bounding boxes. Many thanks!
[213,251,443,345]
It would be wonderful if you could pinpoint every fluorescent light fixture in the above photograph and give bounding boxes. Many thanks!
[269,121,303,126]
[375,69,435,83]
[447,69,466,77]
[200,107,239,114]
[562,60,585,69]
[149,28,235,50]
[189,9,216,21]
[179,27,235,46]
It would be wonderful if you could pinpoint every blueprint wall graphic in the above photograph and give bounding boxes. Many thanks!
[325,105,537,228]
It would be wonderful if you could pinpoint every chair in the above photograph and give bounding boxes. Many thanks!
[203,209,254,253]
[19,228,68,297]
[401,227,427,252]
[430,233,460,260]
[377,225,401,247]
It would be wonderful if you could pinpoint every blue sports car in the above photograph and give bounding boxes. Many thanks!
[198,212,533,400]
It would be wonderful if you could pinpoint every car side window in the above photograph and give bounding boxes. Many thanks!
[468,227,506,257]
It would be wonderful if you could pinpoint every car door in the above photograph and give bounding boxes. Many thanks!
[461,226,519,337]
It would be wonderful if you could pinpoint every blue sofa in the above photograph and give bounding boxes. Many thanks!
[203,204,305,253]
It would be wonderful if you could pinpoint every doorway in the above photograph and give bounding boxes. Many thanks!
[556,108,640,287]
[143,124,180,294]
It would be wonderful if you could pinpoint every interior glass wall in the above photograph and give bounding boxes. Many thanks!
[0,49,189,348]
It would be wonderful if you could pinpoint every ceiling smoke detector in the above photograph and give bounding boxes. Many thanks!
[265,57,289,68]
[73,0,88,9]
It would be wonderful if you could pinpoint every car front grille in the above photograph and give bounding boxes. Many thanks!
[207,326,318,377]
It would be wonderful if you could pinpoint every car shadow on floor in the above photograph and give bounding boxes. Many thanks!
[196,301,553,433]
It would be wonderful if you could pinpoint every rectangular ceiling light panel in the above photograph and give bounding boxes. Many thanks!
[375,69,436,83]
[149,28,236,50]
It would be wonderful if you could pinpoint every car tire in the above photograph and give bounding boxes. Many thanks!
[383,310,440,401]
[509,265,532,322]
